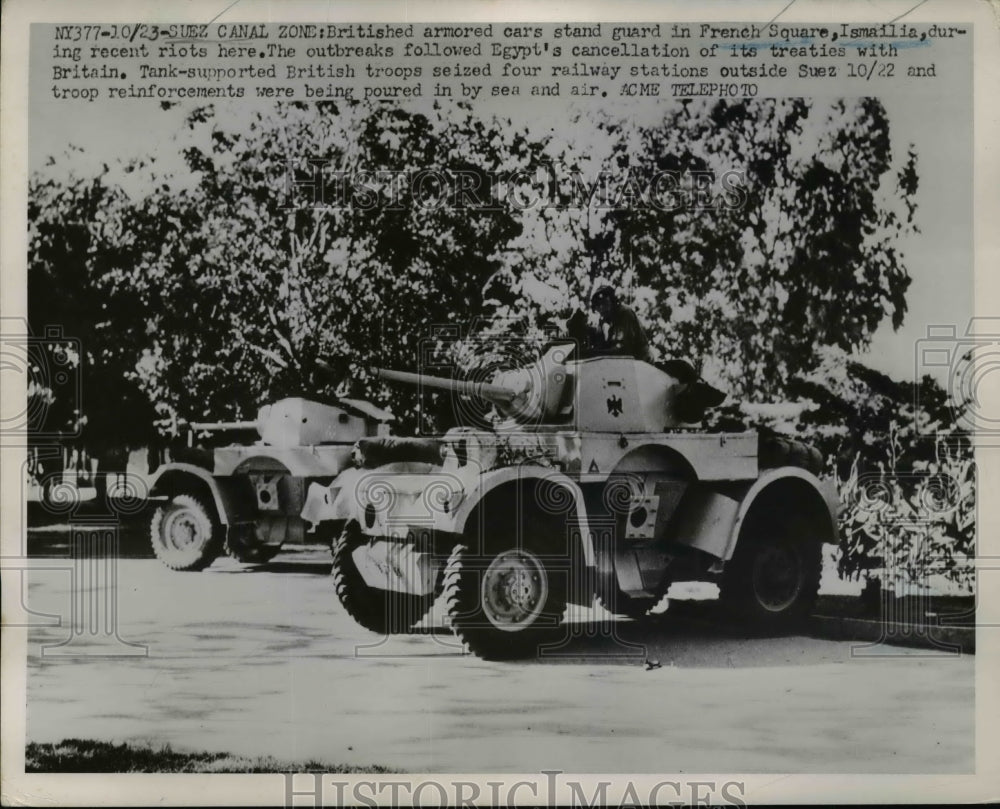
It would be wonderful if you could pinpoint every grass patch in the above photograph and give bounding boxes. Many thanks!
[25,739,397,773]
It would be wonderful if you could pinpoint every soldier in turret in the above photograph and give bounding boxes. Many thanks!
[581,285,726,421]
[588,285,651,362]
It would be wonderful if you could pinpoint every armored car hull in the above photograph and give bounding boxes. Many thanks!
[304,351,837,659]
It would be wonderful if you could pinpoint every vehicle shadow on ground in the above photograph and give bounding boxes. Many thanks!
[212,560,334,575]
[531,614,840,668]
[391,622,856,668]
[397,602,854,669]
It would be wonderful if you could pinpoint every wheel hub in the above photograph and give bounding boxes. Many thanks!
[165,510,201,550]
[480,549,549,631]
[752,542,802,612]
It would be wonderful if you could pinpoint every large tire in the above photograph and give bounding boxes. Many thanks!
[149,493,223,571]
[721,520,821,633]
[443,543,568,661]
[331,523,434,635]
[224,524,281,564]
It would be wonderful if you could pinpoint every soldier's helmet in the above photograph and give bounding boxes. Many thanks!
[590,285,617,308]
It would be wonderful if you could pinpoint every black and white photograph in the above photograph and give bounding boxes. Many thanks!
[2,0,997,805]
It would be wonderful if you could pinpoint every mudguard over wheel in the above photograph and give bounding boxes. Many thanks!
[443,543,568,661]
[224,525,281,564]
[149,493,223,571]
[721,520,821,633]
[331,523,435,634]
[593,473,670,621]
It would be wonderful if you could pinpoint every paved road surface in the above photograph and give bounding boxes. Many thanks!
[23,547,974,773]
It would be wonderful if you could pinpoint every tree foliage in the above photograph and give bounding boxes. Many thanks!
[797,351,973,590]
[28,157,160,447]
[703,346,974,590]
[28,97,976,587]
[140,102,548,433]
[31,102,562,434]
[29,98,920,433]
[580,98,918,398]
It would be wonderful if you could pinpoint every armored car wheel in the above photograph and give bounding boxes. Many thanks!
[331,523,435,635]
[149,493,223,571]
[443,543,568,661]
[721,523,821,633]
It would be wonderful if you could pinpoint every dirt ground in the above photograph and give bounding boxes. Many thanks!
[23,546,974,774]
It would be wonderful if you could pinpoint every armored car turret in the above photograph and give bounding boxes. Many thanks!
[375,342,700,431]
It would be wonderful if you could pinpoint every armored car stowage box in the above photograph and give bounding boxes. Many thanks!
[303,342,837,660]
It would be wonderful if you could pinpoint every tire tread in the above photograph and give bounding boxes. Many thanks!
[149,493,223,571]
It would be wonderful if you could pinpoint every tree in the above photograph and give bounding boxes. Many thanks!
[793,349,973,590]
[503,98,918,401]
[30,97,922,438]
[700,345,974,591]
[70,101,562,434]
[28,159,162,450]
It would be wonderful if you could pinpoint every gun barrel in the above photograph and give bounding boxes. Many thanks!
[189,420,258,431]
[376,367,518,403]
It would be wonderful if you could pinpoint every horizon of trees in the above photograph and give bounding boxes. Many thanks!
[26,97,974,587]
